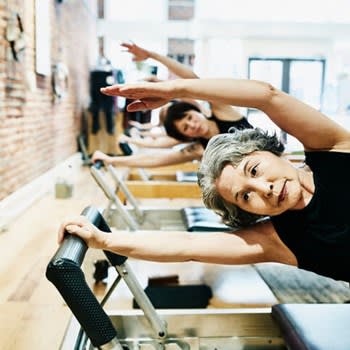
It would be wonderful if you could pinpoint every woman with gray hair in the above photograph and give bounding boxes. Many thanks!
[198,128,285,227]
[59,78,350,283]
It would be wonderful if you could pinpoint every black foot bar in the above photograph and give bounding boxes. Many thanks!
[46,206,167,349]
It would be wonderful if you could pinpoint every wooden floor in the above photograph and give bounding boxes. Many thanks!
[0,167,106,350]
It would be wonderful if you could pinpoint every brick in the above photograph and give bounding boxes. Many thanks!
[0,0,94,200]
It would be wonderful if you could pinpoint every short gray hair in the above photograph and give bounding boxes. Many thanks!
[198,128,284,227]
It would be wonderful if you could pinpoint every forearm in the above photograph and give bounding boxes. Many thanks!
[109,151,188,168]
[128,136,178,148]
[149,51,198,79]
[105,230,268,265]
[106,230,193,262]
[173,78,275,110]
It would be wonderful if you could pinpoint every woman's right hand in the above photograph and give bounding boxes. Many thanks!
[92,150,113,165]
[121,42,150,61]
[58,215,110,250]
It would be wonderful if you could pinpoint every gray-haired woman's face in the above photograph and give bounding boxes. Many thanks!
[215,151,305,216]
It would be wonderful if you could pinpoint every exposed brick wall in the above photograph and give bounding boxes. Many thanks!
[0,0,97,200]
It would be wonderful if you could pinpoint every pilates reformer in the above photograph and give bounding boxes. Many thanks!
[119,142,199,182]
[108,144,307,200]
[47,206,282,350]
[118,142,202,199]
[47,206,350,350]
[90,161,233,233]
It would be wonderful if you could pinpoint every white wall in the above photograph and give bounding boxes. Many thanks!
[101,0,350,133]
[196,0,350,22]
[105,0,167,20]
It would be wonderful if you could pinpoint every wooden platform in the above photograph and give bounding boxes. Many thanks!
[119,162,201,200]
[120,180,202,200]
[127,162,199,181]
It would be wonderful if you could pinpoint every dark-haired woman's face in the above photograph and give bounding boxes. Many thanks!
[174,110,208,138]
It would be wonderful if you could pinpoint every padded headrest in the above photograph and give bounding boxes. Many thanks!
[272,304,350,350]
[176,171,198,183]
[181,207,234,232]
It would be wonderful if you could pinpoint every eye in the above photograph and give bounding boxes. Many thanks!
[251,164,258,177]
[243,192,250,201]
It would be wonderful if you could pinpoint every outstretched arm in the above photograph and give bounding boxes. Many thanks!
[128,120,155,130]
[119,134,182,148]
[92,143,203,168]
[121,42,198,79]
[58,218,297,265]
[102,78,350,151]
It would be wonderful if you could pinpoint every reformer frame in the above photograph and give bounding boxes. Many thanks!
[90,162,229,232]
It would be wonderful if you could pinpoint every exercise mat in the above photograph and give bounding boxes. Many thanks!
[254,262,350,303]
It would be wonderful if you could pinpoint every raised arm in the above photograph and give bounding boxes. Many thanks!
[58,217,297,266]
[102,78,350,151]
[122,42,243,117]
[121,42,198,79]
[92,143,203,168]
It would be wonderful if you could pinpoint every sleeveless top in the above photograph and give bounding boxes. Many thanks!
[199,114,253,148]
[270,151,350,282]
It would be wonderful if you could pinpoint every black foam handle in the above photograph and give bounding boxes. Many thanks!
[93,160,104,169]
[46,258,116,347]
[119,142,133,156]
[46,206,127,347]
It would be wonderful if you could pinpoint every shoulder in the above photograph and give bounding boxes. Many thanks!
[238,220,297,265]
[210,103,243,121]
[305,150,350,168]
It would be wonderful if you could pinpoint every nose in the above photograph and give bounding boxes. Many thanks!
[187,120,196,130]
[251,180,273,198]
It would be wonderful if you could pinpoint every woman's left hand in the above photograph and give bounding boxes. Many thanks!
[121,42,150,61]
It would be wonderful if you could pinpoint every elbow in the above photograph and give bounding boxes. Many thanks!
[255,81,280,111]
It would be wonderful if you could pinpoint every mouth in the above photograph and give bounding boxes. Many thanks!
[278,180,287,204]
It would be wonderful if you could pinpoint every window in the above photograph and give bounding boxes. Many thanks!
[248,57,325,147]
[167,38,195,78]
[248,58,326,110]
[168,0,195,20]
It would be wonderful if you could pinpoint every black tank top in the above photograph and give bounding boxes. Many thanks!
[199,114,253,148]
[271,151,350,282]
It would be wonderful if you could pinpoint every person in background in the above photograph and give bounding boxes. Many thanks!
[92,42,253,167]
[60,77,350,283]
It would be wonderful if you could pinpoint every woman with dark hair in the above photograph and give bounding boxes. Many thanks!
[164,100,252,148]
[60,78,350,283]
[92,42,253,168]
